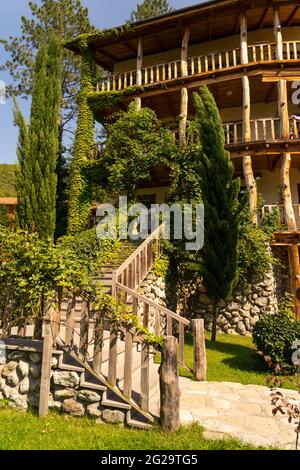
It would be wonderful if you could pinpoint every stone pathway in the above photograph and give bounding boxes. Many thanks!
[179,379,300,450]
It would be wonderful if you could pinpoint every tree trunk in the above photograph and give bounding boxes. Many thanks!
[243,155,258,223]
[179,87,188,147]
[281,153,296,230]
[211,303,218,342]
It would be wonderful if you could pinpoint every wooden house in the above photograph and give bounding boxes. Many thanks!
[66,0,300,317]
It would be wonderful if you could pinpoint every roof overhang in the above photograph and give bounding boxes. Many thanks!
[65,0,300,70]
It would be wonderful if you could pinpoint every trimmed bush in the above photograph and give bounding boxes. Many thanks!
[253,314,300,374]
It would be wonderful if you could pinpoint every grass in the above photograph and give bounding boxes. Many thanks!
[0,164,16,197]
[177,333,297,390]
[0,407,258,450]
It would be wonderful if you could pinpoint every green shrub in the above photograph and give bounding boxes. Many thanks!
[278,293,296,321]
[253,314,300,374]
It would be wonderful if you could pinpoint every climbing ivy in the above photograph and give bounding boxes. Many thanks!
[64,24,134,49]
[67,38,95,235]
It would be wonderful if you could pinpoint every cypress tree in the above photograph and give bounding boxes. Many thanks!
[194,86,242,342]
[130,0,173,22]
[14,38,62,239]
[13,98,29,229]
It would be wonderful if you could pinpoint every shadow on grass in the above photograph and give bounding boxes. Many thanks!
[184,333,269,375]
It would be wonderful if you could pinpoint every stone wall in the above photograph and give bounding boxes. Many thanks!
[0,348,124,423]
[193,272,278,335]
[139,249,289,336]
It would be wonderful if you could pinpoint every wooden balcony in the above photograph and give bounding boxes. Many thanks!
[223,117,300,145]
[261,204,300,229]
[97,41,300,92]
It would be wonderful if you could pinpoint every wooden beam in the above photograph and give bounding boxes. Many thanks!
[281,152,297,230]
[123,42,137,55]
[136,37,143,109]
[278,79,289,139]
[243,155,258,224]
[179,87,188,147]
[242,75,251,142]
[288,244,300,321]
[97,48,117,63]
[263,76,300,83]
[259,8,269,29]
[240,11,248,65]
[181,26,190,78]
[286,5,300,26]
[273,6,283,61]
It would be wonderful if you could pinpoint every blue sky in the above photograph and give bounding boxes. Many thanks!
[0,0,197,164]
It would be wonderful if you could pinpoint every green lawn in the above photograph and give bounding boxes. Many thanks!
[178,333,296,390]
[0,407,257,450]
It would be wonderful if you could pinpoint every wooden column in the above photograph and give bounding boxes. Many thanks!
[240,11,248,65]
[135,37,143,109]
[288,244,300,321]
[275,6,289,140]
[181,26,190,77]
[178,26,190,146]
[243,156,258,224]
[179,87,188,147]
[281,153,296,230]
[278,79,289,140]
[240,13,257,224]
[274,6,283,61]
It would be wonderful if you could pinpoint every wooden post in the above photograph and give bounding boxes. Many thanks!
[240,11,248,65]
[243,155,258,224]
[242,76,251,142]
[179,87,188,147]
[1,289,14,338]
[281,153,296,230]
[65,293,76,346]
[181,26,190,77]
[288,244,300,321]
[278,79,289,140]
[160,336,180,433]
[191,319,207,381]
[274,6,283,61]
[93,311,104,375]
[39,305,54,417]
[135,37,143,109]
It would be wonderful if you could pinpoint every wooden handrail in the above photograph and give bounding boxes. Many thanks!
[115,282,190,327]
[98,40,300,92]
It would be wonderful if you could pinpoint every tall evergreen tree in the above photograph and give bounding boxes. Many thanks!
[130,0,173,22]
[13,98,29,229]
[1,0,95,236]
[194,86,242,342]
[14,38,62,239]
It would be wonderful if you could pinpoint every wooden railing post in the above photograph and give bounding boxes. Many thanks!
[160,336,180,433]
[191,319,207,381]
[39,306,54,417]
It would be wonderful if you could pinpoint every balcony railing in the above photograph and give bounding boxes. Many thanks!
[97,41,300,92]
[261,205,300,229]
[223,117,300,145]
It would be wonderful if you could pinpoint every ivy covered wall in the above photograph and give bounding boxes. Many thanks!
[67,38,95,235]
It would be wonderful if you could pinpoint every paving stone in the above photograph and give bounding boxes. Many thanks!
[179,378,299,450]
